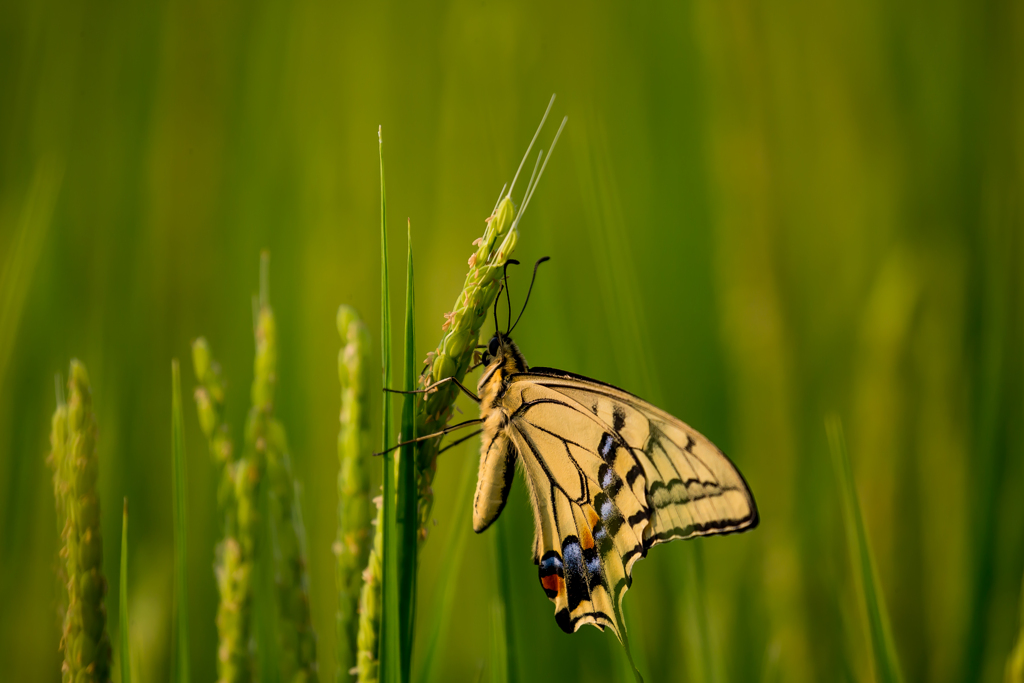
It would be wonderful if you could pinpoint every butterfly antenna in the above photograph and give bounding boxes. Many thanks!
[509,256,550,334]
[510,116,568,233]
[502,259,520,333]
[507,94,556,199]
[493,281,505,340]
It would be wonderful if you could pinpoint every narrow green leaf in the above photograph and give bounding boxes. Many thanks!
[398,218,418,679]
[378,125,401,683]
[120,498,131,683]
[826,415,903,683]
[171,359,191,683]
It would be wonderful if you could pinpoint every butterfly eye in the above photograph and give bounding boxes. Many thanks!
[487,336,500,359]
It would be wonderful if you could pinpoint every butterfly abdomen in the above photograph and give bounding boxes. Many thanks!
[472,338,528,534]
[472,428,515,533]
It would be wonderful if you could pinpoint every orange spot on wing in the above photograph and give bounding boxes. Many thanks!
[580,507,600,550]
[541,574,563,598]
[579,524,595,550]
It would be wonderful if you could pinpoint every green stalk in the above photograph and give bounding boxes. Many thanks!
[192,338,250,683]
[398,219,418,680]
[826,415,903,683]
[119,499,131,683]
[171,360,191,683]
[362,110,564,682]
[52,360,113,683]
[336,306,372,681]
[378,125,401,683]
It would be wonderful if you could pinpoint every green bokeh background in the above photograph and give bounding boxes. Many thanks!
[2,1,1023,681]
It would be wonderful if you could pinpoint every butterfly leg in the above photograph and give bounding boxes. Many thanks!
[383,376,480,403]
[372,418,484,457]
[437,429,484,455]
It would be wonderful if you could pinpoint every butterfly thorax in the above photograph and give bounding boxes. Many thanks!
[477,335,529,406]
[472,334,528,533]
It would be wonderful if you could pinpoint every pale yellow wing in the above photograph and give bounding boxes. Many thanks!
[500,368,758,638]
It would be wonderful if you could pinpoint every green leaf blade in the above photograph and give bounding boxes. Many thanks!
[398,219,418,680]
[379,126,402,683]
[826,415,903,683]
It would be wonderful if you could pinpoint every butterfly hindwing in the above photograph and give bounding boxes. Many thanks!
[512,419,642,638]
[500,368,757,638]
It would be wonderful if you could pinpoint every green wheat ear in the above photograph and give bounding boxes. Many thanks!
[191,338,249,683]
[413,101,566,535]
[248,251,319,682]
[355,499,383,683]
[411,192,516,530]
[48,360,113,683]
[48,375,69,635]
[335,305,372,681]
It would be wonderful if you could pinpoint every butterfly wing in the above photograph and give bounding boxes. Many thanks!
[501,368,758,638]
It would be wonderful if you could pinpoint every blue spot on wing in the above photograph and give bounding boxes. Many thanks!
[561,536,588,612]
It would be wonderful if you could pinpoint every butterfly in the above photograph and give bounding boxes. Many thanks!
[388,257,759,644]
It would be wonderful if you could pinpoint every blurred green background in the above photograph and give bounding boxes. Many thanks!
[2,0,1023,681]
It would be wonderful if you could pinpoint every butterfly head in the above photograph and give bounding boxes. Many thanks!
[481,332,527,372]
[482,256,550,376]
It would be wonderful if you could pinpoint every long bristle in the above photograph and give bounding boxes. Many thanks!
[507,95,556,198]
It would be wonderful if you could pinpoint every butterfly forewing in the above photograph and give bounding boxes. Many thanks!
[490,366,756,639]
[520,369,759,544]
